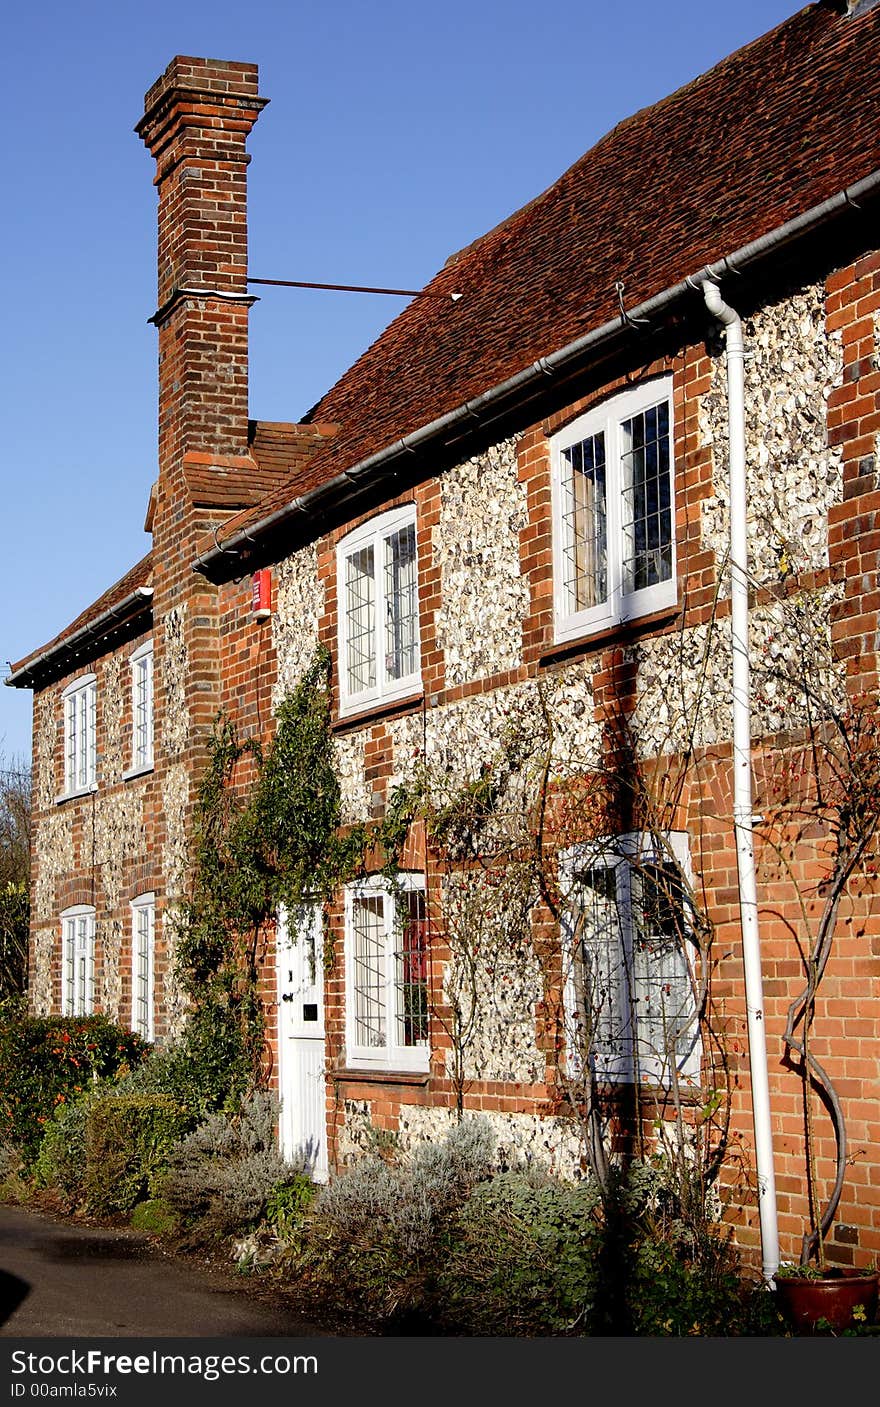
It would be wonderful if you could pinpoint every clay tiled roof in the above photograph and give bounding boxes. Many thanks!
[208,1,880,560]
[7,554,153,686]
[183,421,339,510]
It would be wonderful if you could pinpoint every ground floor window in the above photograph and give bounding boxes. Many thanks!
[562,832,701,1086]
[130,893,155,1042]
[344,873,429,1071]
[61,905,95,1016]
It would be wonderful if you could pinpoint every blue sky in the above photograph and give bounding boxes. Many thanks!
[0,0,803,763]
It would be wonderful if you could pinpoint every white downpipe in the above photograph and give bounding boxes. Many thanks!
[701,279,779,1285]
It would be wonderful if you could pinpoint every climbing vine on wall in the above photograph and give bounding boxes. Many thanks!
[174,646,418,1107]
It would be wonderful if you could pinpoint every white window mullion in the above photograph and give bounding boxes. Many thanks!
[65,697,76,794]
[87,684,96,788]
[382,889,395,1045]
[605,415,625,625]
[77,690,86,790]
[62,917,74,1015]
[84,916,95,1015]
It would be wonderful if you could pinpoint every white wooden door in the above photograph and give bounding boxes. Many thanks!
[276,904,328,1181]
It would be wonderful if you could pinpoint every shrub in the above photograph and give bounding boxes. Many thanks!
[31,1095,93,1208]
[83,1092,194,1216]
[595,1159,767,1336]
[0,1012,148,1161]
[296,1116,495,1324]
[265,1172,316,1242]
[0,1138,28,1202]
[435,1169,604,1335]
[285,1132,765,1336]
[626,1226,759,1336]
[161,1090,298,1242]
[130,1198,179,1236]
[313,1114,493,1251]
[114,1042,224,1119]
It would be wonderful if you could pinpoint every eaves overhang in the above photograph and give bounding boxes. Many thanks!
[5,587,154,691]
[194,167,880,582]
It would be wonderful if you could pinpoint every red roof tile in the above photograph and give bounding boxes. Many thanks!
[183,422,339,509]
[212,2,880,553]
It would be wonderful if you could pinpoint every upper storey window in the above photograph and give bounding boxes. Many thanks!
[61,674,97,796]
[552,377,676,644]
[338,506,421,716]
[130,642,154,773]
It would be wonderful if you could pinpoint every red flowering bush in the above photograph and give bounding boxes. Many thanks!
[0,1012,149,1161]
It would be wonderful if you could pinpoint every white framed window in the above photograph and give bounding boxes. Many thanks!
[344,873,429,1072]
[337,505,421,716]
[551,376,676,643]
[61,674,97,796]
[561,832,700,1087]
[61,905,95,1016]
[129,642,154,774]
[130,893,155,1042]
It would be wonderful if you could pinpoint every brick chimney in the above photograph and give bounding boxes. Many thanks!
[133,59,269,985]
[136,57,268,469]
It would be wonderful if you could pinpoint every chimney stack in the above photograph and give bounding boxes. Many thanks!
[137,57,268,468]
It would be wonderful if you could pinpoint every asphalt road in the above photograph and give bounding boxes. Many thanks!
[0,1204,332,1338]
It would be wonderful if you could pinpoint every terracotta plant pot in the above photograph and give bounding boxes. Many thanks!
[774,1268,879,1333]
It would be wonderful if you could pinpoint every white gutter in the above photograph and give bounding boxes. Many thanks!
[5,585,154,689]
[700,279,779,1286]
[194,169,880,576]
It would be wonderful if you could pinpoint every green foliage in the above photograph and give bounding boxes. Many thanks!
[161,1091,298,1243]
[774,1261,829,1280]
[174,648,421,1111]
[175,713,266,1111]
[293,1117,495,1326]
[264,1172,317,1242]
[437,1170,604,1334]
[594,1160,769,1336]
[0,1138,28,1203]
[281,1133,766,1336]
[0,758,30,1004]
[626,1221,754,1336]
[31,1095,92,1207]
[83,1092,194,1216]
[115,1041,235,1121]
[0,1012,149,1161]
[0,883,28,1004]
[249,650,348,907]
[130,1198,180,1236]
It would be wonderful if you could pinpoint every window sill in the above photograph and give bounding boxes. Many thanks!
[333,690,424,733]
[55,785,97,805]
[558,1078,705,1106]
[541,603,681,665]
[333,1066,430,1087]
[122,762,154,782]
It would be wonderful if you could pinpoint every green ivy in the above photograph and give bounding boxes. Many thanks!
[174,646,421,1110]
